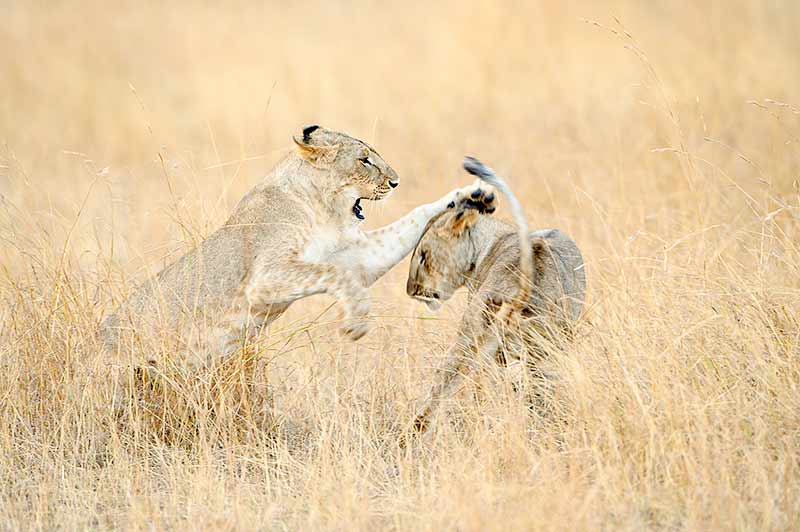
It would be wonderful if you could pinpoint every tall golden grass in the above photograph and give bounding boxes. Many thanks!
[1,1,799,529]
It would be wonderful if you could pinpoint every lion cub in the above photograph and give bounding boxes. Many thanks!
[405,157,586,437]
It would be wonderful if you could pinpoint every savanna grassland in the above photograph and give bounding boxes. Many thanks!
[1,1,799,530]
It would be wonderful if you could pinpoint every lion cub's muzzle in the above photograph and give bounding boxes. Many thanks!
[373,181,398,200]
[406,280,442,311]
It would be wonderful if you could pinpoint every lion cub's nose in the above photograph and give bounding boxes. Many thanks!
[389,181,399,188]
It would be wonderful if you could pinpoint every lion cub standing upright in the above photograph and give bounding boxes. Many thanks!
[405,157,586,437]
[101,127,496,367]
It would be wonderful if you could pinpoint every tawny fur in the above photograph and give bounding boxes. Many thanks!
[405,157,586,438]
[100,127,496,370]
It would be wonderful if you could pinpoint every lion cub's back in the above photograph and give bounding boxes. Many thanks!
[530,228,586,322]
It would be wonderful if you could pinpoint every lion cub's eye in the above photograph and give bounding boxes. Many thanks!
[419,250,427,264]
[359,156,374,167]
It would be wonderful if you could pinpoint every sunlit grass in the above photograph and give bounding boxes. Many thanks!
[1,1,799,529]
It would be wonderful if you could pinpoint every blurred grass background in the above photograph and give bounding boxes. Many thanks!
[1,1,799,530]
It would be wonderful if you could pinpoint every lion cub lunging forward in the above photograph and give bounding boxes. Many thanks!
[405,157,586,438]
[101,127,495,364]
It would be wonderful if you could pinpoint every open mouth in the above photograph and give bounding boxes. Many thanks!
[353,198,365,220]
[354,185,397,220]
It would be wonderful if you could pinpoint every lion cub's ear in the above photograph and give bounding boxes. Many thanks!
[292,126,339,166]
[531,237,551,275]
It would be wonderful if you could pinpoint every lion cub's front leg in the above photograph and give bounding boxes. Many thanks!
[332,182,497,287]
[246,260,370,340]
[404,298,512,443]
[327,269,371,341]
[213,260,370,356]
[408,332,501,438]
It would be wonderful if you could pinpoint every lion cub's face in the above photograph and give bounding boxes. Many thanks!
[293,125,399,202]
[406,209,481,311]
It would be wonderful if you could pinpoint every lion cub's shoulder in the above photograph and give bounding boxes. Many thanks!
[226,181,308,228]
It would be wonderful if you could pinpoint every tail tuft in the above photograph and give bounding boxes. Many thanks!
[463,156,499,185]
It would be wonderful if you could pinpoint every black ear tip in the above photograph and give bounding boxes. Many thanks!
[302,125,320,142]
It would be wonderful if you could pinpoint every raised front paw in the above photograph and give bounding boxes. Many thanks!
[340,297,370,341]
[452,181,496,215]
[340,318,370,341]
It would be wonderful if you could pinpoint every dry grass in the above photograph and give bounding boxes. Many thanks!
[2,1,800,529]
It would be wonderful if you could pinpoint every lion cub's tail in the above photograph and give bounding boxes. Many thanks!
[463,156,533,308]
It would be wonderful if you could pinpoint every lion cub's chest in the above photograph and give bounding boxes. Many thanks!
[301,222,365,264]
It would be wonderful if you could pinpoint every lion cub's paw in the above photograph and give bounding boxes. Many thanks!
[453,182,497,214]
[340,318,370,341]
[340,297,370,341]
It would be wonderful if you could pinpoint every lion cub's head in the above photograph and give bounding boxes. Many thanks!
[406,206,484,311]
[293,125,399,204]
